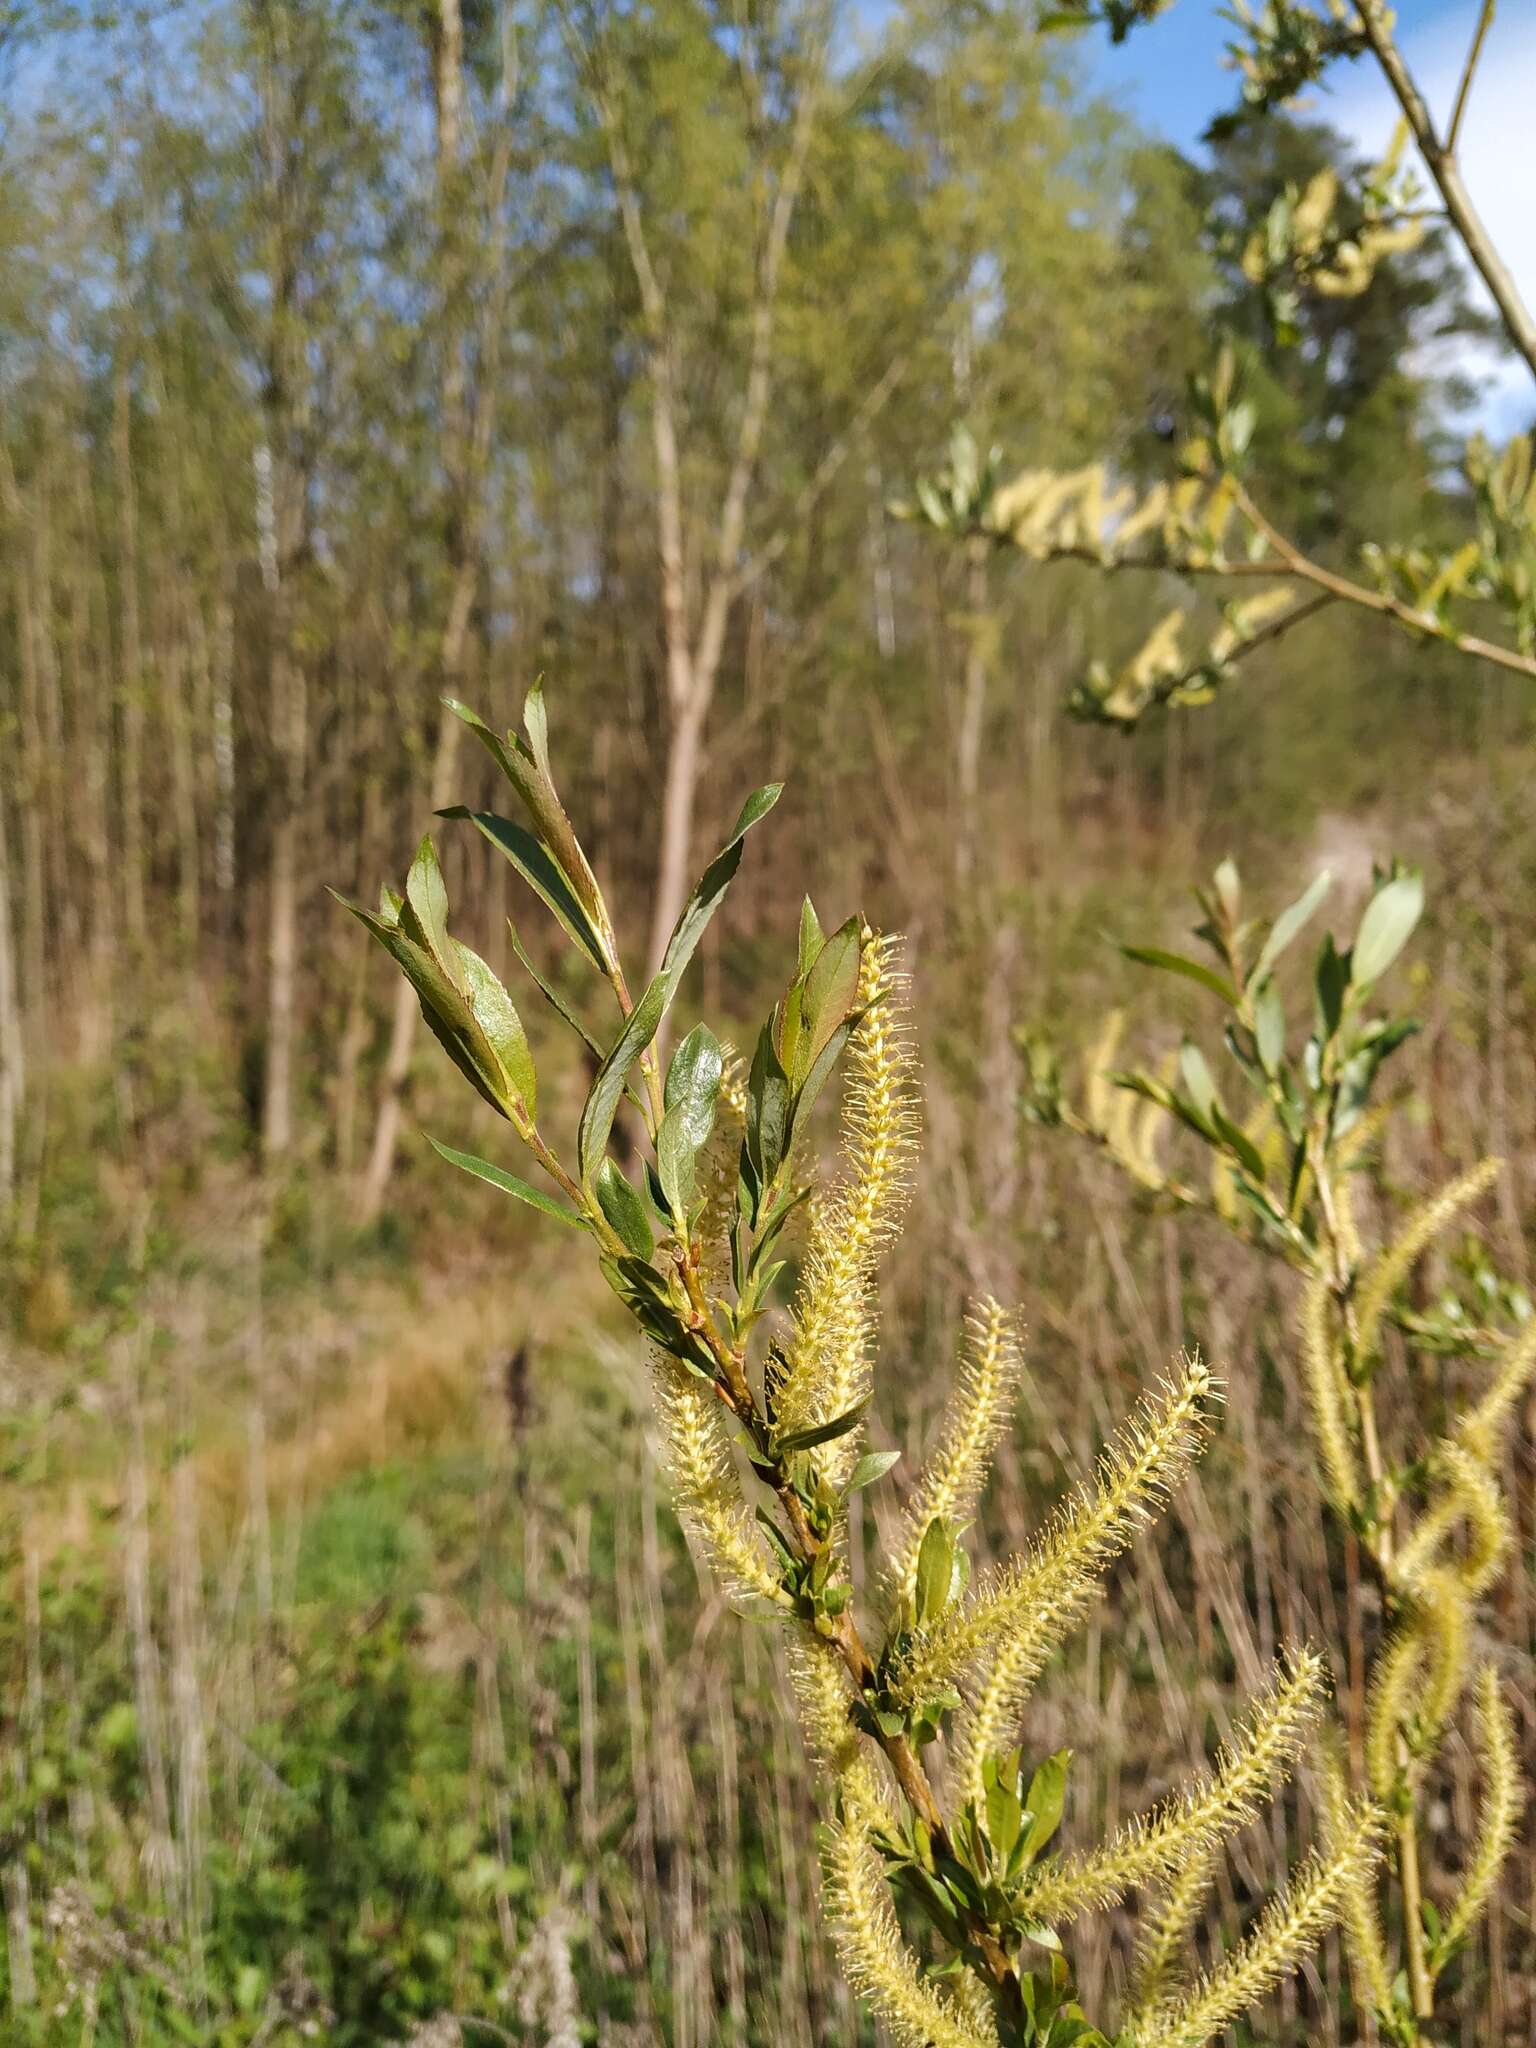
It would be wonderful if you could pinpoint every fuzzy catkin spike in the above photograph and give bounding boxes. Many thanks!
[654,1365,790,1611]
[1128,1845,1215,2025]
[1441,1666,1520,1955]
[1366,1617,1425,1802]
[696,1047,748,1289]
[1459,1311,1536,1462]
[1297,1272,1360,1510]
[775,931,916,1482]
[936,1355,1216,1807]
[822,1772,997,2048]
[1019,1650,1325,1925]
[885,1298,1023,1609]
[1352,1157,1501,1363]
[1141,1804,1382,2048]
[1393,1441,1509,1600]
[1318,1737,1395,2021]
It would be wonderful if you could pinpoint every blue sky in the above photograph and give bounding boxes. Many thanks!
[1079,0,1535,430]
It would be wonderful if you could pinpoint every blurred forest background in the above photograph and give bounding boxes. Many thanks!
[0,1,1533,2043]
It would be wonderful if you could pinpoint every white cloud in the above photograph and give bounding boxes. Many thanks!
[1324,2,1536,430]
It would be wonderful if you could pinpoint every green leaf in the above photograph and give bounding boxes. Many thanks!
[656,1025,722,1219]
[914,1518,956,1630]
[986,1776,1023,1863]
[454,941,536,1118]
[1315,931,1349,1039]
[795,916,863,1086]
[406,835,451,964]
[797,896,824,977]
[1352,871,1423,987]
[656,782,783,1009]
[445,698,606,932]
[1019,1750,1071,1863]
[844,1449,900,1495]
[665,1024,723,1149]
[1253,869,1331,986]
[595,1157,654,1258]
[745,1019,791,1198]
[788,1013,861,1145]
[425,1136,585,1228]
[579,973,668,1183]
[1179,1040,1220,1122]
[506,919,603,1059]
[444,809,607,971]
[1254,979,1285,1077]
[776,1399,869,1455]
[1117,944,1237,1005]
[1212,1105,1266,1183]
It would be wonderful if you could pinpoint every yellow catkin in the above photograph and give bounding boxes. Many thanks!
[696,1048,748,1289]
[1366,1617,1430,1801]
[1143,1806,1382,2048]
[1459,1311,1536,1461]
[654,1367,790,1610]
[1318,1738,1395,2021]
[1020,1651,1324,1924]
[1353,1157,1501,1363]
[822,1795,997,2048]
[1085,1009,1127,1133]
[1441,1666,1520,1955]
[1128,1845,1216,2024]
[775,932,916,1482]
[929,1356,1216,1808]
[1393,1441,1509,1601]
[884,1299,1023,1609]
[1297,1272,1360,1510]
[1414,1568,1473,1763]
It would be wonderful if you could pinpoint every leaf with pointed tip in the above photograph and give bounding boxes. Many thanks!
[455,941,536,1119]
[1253,869,1331,987]
[775,1398,869,1455]
[595,1157,654,1258]
[844,1449,900,1495]
[1118,943,1237,1005]
[914,1517,956,1630]
[425,1136,585,1227]
[444,698,606,933]
[1352,870,1423,987]
[656,783,783,1007]
[579,972,668,1184]
[406,835,451,966]
[444,808,607,970]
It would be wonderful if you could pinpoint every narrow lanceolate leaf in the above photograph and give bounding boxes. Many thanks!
[405,834,451,963]
[1252,869,1331,987]
[455,941,536,1119]
[1117,944,1237,1005]
[444,807,608,970]
[775,1399,869,1455]
[579,972,669,1183]
[1351,870,1423,987]
[333,891,504,1118]
[444,698,608,941]
[425,1136,585,1228]
[595,1156,654,1258]
[656,782,783,1007]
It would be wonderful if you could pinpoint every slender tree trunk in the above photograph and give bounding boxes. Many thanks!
[955,537,990,886]
[0,782,22,1218]
[113,360,148,947]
